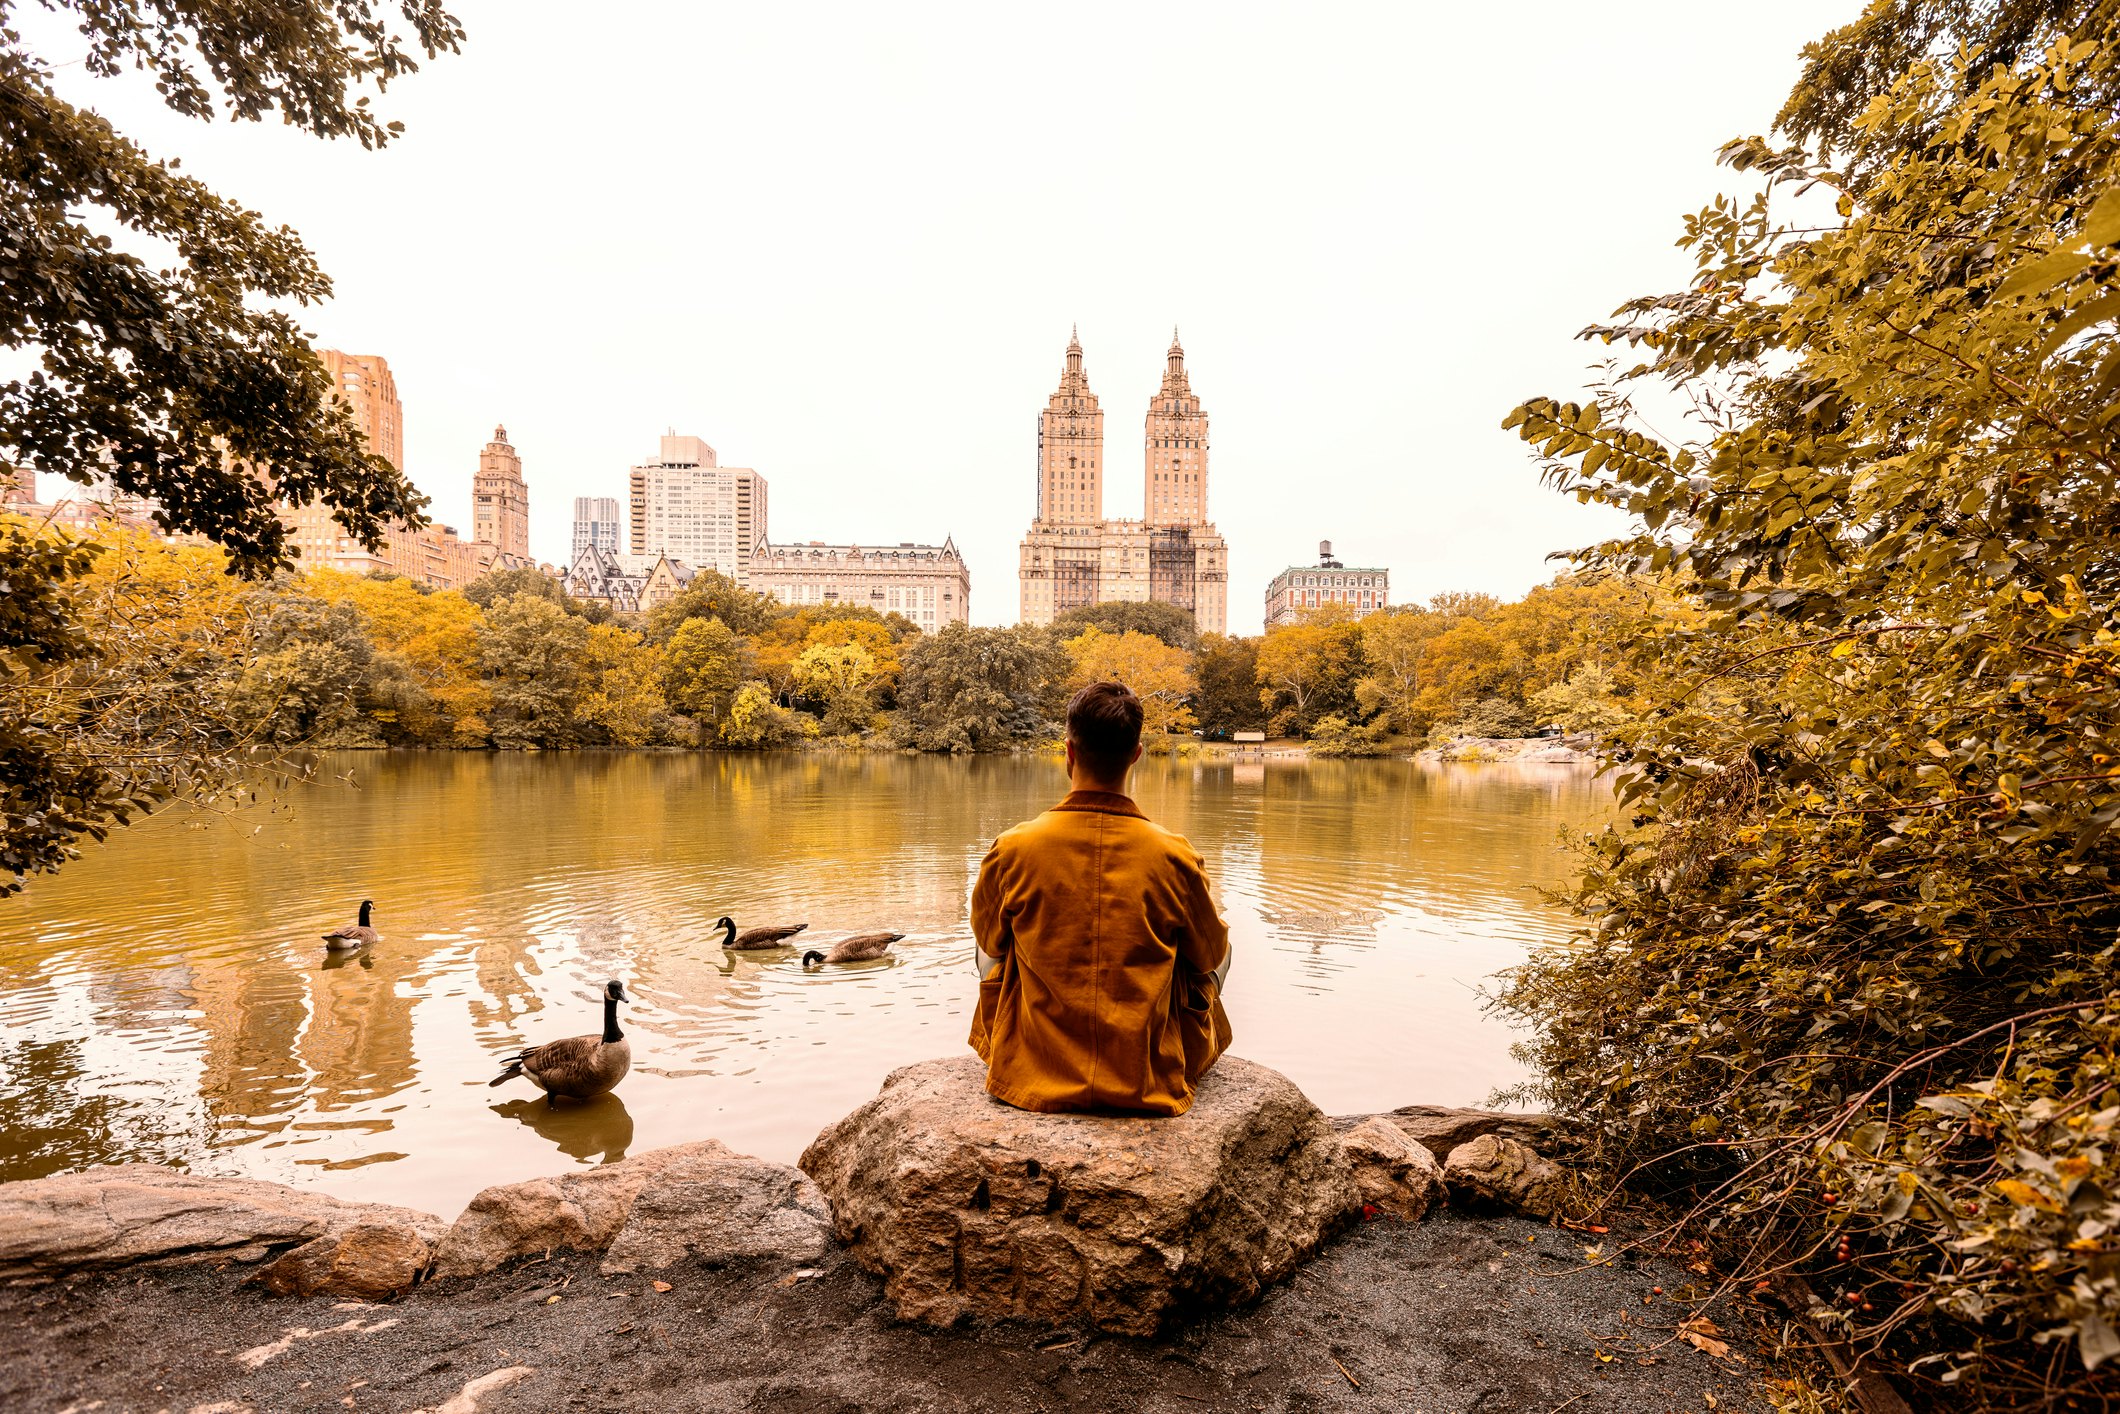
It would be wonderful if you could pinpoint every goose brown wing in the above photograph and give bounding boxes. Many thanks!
[519,1033,601,1084]
[827,931,904,961]
[734,923,807,947]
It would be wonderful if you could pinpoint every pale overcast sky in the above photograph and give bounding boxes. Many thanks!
[27,1,1852,632]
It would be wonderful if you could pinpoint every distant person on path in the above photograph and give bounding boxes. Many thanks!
[969,681,1232,1115]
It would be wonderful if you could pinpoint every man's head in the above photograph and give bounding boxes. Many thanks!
[1065,680,1145,788]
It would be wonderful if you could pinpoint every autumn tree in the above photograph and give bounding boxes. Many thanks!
[893,623,1061,753]
[1,523,257,891]
[793,639,883,735]
[1498,7,2120,1402]
[1063,627,1196,740]
[1051,599,1198,651]
[1189,633,1264,736]
[1253,612,1364,738]
[463,567,564,610]
[661,617,751,746]
[644,570,781,642]
[479,595,589,749]
[577,623,669,747]
[721,680,810,748]
[234,588,390,746]
[305,570,487,743]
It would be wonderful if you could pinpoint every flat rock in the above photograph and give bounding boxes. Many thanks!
[0,1165,444,1298]
[431,1140,829,1281]
[1443,1135,1572,1219]
[799,1054,1358,1336]
[1339,1117,1444,1220]
[601,1148,830,1275]
[1334,1103,1566,1159]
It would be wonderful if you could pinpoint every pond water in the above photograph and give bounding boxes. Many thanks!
[1,752,1606,1217]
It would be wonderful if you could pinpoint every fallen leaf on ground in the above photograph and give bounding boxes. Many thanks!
[651,1281,672,1293]
[1678,1316,1732,1360]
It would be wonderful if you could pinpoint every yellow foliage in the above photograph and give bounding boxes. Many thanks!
[1064,626,1196,738]
[303,568,489,741]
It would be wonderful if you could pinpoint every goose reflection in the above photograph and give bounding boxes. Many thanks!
[321,949,376,971]
[489,1091,634,1164]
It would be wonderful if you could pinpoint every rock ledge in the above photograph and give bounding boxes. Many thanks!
[800,1054,1358,1336]
[0,1165,444,1299]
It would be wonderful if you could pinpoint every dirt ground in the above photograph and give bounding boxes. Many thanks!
[0,1211,1780,1414]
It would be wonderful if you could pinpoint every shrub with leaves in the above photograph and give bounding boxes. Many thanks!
[1497,5,2120,1404]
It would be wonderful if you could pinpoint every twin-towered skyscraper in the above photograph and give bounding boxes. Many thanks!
[1017,329,1229,634]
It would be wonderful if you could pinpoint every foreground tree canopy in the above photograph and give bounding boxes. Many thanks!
[2,0,462,571]
[1499,1,2120,1402]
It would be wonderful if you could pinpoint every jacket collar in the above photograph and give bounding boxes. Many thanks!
[1050,788,1145,819]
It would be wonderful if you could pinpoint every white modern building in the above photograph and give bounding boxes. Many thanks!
[572,495,622,559]
[625,434,768,585]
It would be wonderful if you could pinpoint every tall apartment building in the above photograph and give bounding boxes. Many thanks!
[2,465,32,505]
[277,349,481,590]
[1264,541,1390,629]
[1017,330,1228,633]
[626,434,768,585]
[319,350,404,471]
[750,539,970,631]
[471,424,531,569]
[572,496,622,558]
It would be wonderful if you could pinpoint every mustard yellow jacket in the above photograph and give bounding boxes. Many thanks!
[968,789,1232,1116]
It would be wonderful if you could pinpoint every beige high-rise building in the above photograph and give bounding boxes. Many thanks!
[471,424,531,569]
[626,434,768,585]
[319,351,404,471]
[751,538,970,631]
[277,350,480,590]
[1017,330,1228,634]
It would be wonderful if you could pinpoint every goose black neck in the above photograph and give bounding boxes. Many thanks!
[602,994,624,1044]
[720,918,736,944]
[358,901,372,926]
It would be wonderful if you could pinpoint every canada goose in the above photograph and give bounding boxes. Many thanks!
[321,900,380,950]
[803,932,904,967]
[488,979,633,1106]
[716,915,808,950]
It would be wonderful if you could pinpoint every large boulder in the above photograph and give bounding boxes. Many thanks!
[1339,1117,1445,1220]
[430,1139,829,1280]
[1333,1103,1566,1160]
[1443,1134,1573,1218]
[799,1054,1358,1336]
[0,1165,444,1298]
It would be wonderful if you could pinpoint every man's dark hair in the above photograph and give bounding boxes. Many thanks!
[1066,681,1144,779]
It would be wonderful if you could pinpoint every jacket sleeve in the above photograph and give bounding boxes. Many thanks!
[970,839,1010,978]
[1173,845,1231,982]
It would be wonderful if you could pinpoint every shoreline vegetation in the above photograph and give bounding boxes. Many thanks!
[5,515,1640,892]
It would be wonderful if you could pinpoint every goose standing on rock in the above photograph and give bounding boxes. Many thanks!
[803,932,904,967]
[488,979,633,1106]
[715,916,808,950]
[321,900,380,951]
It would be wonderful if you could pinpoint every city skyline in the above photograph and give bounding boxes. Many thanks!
[13,1,1852,632]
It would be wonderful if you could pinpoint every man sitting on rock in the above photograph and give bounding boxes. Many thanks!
[969,680,1232,1115]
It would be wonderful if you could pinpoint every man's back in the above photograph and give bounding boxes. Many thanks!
[969,787,1231,1116]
